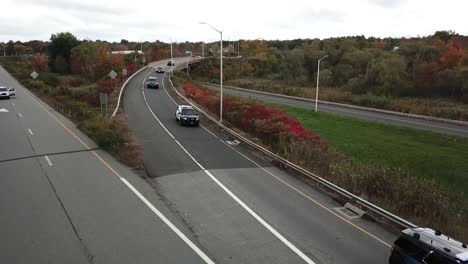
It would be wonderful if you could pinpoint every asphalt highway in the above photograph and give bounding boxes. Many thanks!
[0,65,212,264]
[123,60,396,263]
[202,83,468,137]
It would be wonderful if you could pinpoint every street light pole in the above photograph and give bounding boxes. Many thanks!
[220,32,223,122]
[199,22,224,122]
[170,40,173,77]
[315,55,328,112]
[202,42,204,58]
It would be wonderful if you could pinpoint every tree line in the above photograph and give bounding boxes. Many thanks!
[3,30,468,101]
[224,31,468,101]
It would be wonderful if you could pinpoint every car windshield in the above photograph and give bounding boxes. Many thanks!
[181,108,197,115]
[0,87,7,92]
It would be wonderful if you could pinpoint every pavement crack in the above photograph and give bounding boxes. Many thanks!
[35,157,95,264]
[0,148,99,164]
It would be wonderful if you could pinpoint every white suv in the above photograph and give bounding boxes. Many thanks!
[175,105,199,126]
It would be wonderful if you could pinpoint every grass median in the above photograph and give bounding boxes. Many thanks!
[281,105,468,198]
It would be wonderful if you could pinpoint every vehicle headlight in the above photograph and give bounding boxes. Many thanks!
[182,117,188,120]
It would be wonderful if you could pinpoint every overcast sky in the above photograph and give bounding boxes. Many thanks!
[1,0,467,43]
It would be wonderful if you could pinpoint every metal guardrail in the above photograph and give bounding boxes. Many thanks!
[202,82,468,127]
[167,71,417,230]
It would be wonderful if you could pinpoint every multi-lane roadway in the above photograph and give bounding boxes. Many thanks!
[1,58,401,263]
[122,60,396,263]
[201,83,468,137]
[0,65,213,264]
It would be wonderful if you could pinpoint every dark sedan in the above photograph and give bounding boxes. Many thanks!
[147,77,159,89]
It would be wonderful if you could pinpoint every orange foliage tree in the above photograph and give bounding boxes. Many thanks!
[440,46,463,69]
[30,53,49,71]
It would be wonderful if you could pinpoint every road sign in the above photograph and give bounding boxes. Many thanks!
[99,93,108,105]
[0,108,9,113]
[30,71,39,79]
[108,70,117,79]
[99,93,108,114]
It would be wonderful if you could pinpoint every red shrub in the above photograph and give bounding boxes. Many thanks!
[181,81,323,144]
[96,79,115,94]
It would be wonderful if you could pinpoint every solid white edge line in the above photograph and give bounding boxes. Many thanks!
[120,178,215,264]
[202,169,315,264]
[28,128,34,135]
[143,71,316,264]
[140,69,215,263]
[142,74,206,169]
[44,155,53,166]
[13,65,214,264]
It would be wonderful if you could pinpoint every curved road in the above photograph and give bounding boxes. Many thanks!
[123,60,396,263]
[0,65,212,264]
[202,83,468,137]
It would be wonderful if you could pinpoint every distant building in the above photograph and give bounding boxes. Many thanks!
[111,50,144,55]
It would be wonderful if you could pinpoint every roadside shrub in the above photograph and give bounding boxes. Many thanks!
[61,75,84,87]
[79,115,125,153]
[40,72,60,87]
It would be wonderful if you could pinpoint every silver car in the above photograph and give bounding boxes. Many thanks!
[0,86,10,99]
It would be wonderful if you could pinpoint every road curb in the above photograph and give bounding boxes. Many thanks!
[111,65,149,117]
[201,82,468,127]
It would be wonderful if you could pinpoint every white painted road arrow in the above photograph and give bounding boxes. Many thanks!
[0,108,9,113]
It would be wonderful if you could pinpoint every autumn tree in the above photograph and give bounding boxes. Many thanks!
[433,30,457,44]
[369,54,410,96]
[48,32,80,73]
[440,46,463,69]
[6,41,15,56]
[14,44,26,55]
[436,69,461,98]
[30,53,49,72]
[71,42,102,80]
[458,66,468,102]
[145,43,165,62]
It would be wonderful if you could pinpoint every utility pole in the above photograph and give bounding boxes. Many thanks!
[202,42,204,58]
[315,55,328,112]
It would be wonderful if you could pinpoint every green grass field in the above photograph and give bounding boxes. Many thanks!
[281,105,468,196]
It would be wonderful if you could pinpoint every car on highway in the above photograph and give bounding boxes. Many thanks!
[8,87,16,97]
[147,77,159,89]
[0,86,10,99]
[155,66,165,73]
[167,60,175,66]
[389,227,468,264]
[175,105,199,126]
